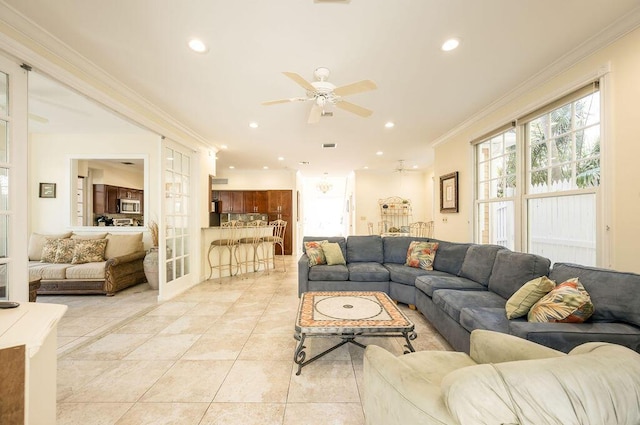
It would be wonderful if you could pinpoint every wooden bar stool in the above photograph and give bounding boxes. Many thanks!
[207,220,241,281]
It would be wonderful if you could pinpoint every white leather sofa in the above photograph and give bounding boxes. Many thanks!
[363,330,640,425]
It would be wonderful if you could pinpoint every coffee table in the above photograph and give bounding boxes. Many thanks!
[294,291,416,375]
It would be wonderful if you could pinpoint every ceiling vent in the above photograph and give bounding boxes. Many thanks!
[211,178,228,185]
[322,143,337,149]
[321,111,333,117]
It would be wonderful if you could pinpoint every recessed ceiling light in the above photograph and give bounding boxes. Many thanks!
[220,145,228,150]
[188,38,208,53]
[412,165,418,169]
[229,165,235,169]
[364,166,369,169]
[441,38,460,52]
[376,151,383,156]
[278,156,284,161]
[263,166,269,170]
[249,122,259,128]
[384,122,395,129]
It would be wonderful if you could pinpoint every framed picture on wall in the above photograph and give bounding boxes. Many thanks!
[439,172,458,213]
[39,182,56,198]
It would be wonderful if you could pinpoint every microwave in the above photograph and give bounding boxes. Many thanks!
[119,199,141,214]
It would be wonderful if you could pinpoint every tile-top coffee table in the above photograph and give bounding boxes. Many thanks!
[293,291,417,375]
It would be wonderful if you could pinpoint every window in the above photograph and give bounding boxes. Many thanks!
[474,82,601,265]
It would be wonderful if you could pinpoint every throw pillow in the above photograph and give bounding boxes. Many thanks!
[528,277,595,323]
[505,276,556,319]
[40,238,60,263]
[28,232,73,261]
[322,242,346,265]
[54,238,77,263]
[72,239,108,264]
[405,241,439,271]
[304,240,327,266]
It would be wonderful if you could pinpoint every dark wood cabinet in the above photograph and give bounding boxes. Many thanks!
[243,190,268,213]
[268,190,293,255]
[117,187,142,201]
[93,184,119,214]
[219,190,244,213]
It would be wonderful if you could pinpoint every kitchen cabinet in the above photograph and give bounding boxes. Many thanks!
[243,190,268,213]
[268,190,293,255]
[219,191,244,213]
[93,184,119,214]
[117,187,142,201]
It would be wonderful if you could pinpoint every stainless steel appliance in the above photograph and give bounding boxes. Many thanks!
[118,199,141,214]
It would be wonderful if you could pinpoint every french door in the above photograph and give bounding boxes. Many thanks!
[0,55,28,301]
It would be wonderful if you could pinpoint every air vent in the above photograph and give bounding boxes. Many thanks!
[299,161,310,165]
[211,178,228,185]
[321,111,333,117]
[322,143,337,149]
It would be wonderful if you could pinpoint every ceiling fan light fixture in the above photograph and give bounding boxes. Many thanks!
[441,38,460,52]
[188,38,208,53]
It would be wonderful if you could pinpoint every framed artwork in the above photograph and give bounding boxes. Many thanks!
[39,182,56,198]
[439,172,458,213]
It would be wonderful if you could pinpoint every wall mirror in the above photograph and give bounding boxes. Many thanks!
[70,155,148,228]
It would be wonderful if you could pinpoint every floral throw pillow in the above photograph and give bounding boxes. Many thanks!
[54,238,77,263]
[405,241,439,271]
[72,239,108,264]
[304,240,327,266]
[40,238,60,263]
[528,277,594,323]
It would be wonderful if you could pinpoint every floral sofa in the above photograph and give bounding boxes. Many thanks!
[28,231,147,296]
[298,235,640,354]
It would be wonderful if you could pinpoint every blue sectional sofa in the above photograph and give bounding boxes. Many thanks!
[298,235,640,354]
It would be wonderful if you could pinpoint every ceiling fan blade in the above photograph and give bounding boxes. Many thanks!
[308,104,322,124]
[261,97,308,106]
[335,100,373,118]
[333,80,377,97]
[283,72,316,93]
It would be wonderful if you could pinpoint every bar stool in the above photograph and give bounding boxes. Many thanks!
[237,220,270,276]
[207,220,241,281]
[409,221,434,238]
[263,219,287,272]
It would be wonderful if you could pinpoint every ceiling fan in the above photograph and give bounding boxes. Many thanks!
[394,160,417,173]
[262,67,377,124]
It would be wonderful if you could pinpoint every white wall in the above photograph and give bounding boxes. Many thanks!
[212,169,297,190]
[29,132,161,248]
[432,26,640,273]
[353,170,430,235]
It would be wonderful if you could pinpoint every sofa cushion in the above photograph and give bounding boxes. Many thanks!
[431,240,470,275]
[458,244,504,286]
[405,241,439,270]
[432,289,507,322]
[72,239,108,264]
[415,274,486,297]
[322,242,346,265]
[459,307,513,335]
[105,233,143,259]
[384,263,431,286]
[71,232,108,240]
[505,276,556,319]
[346,235,383,263]
[528,278,594,323]
[28,232,72,261]
[29,263,72,280]
[488,250,551,300]
[549,262,640,328]
[303,236,347,259]
[382,236,429,264]
[308,264,349,281]
[304,240,327,266]
[65,262,107,279]
[347,262,389,282]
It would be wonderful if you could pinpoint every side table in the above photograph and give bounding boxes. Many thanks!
[29,278,41,302]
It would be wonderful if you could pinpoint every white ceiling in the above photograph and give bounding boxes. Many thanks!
[7,0,640,177]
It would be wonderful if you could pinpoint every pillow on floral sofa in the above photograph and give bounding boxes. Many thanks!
[528,278,594,323]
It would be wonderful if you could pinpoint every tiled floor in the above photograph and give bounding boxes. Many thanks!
[40,256,451,425]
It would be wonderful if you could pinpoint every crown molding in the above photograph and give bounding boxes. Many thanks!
[0,1,213,151]
[431,5,640,148]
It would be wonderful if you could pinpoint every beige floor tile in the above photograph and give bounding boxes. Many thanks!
[159,315,218,334]
[115,402,209,425]
[200,403,285,425]
[140,360,234,402]
[283,402,365,425]
[58,316,116,337]
[288,360,360,403]
[65,360,174,402]
[116,315,180,334]
[124,334,201,360]
[65,333,154,360]
[252,315,296,335]
[57,402,133,425]
[181,332,250,360]
[146,301,199,316]
[238,333,297,361]
[206,314,260,334]
[214,360,293,402]
[57,359,120,401]
[183,301,235,317]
